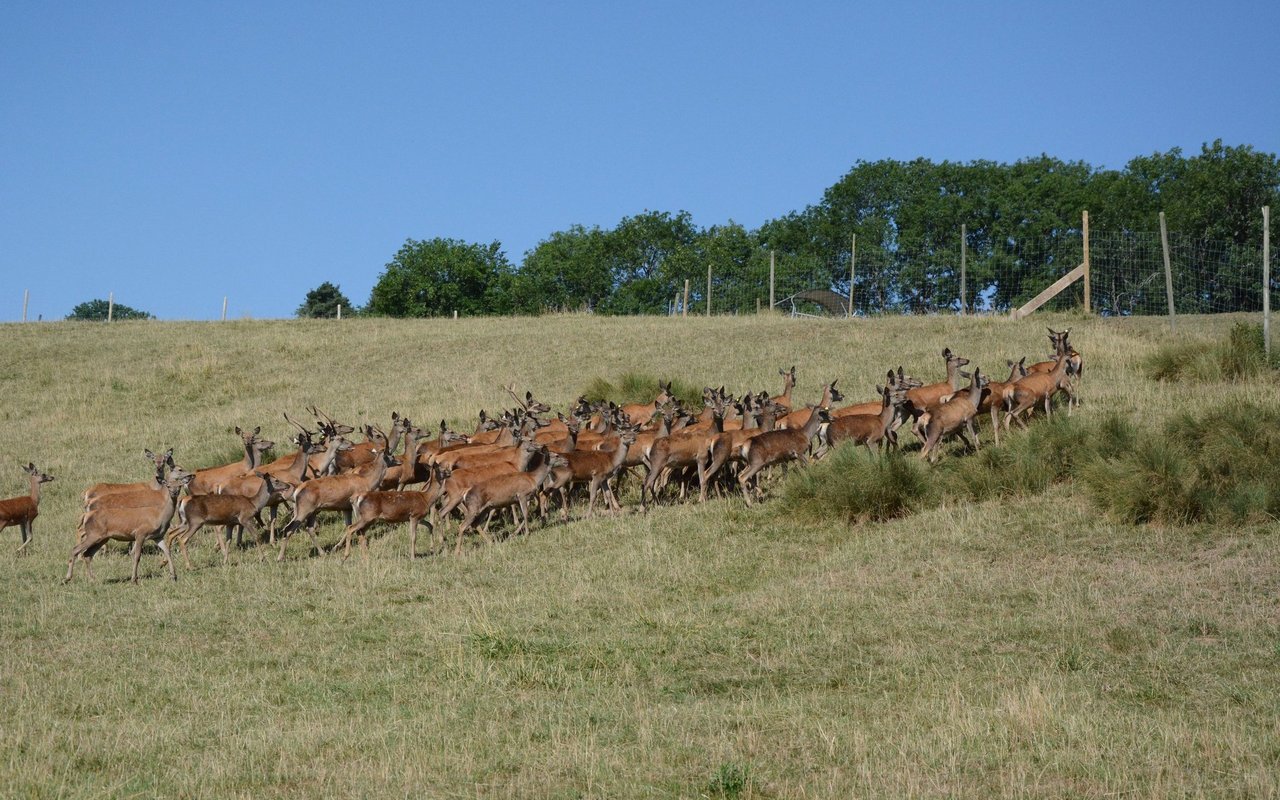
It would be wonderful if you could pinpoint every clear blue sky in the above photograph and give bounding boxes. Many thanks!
[3,1,1277,320]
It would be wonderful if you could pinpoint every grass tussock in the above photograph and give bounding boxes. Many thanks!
[780,447,933,523]
[580,370,706,408]
[1146,322,1277,382]
[1083,402,1280,525]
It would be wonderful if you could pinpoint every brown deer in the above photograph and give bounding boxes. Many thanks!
[920,368,987,463]
[453,452,567,553]
[168,472,291,567]
[547,427,639,520]
[737,405,831,506]
[395,421,470,490]
[698,396,785,501]
[619,381,675,427]
[642,400,727,507]
[276,429,396,560]
[188,427,275,495]
[1026,328,1083,410]
[336,412,408,472]
[1005,332,1076,430]
[65,473,194,584]
[334,477,450,561]
[778,379,844,430]
[771,366,797,412]
[817,385,907,458]
[434,438,545,525]
[81,448,171,507]
[904,349,970,428]
[831,369,922,418]
[0,463,54,552]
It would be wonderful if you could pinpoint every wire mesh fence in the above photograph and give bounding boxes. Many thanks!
[671,218,1276,323]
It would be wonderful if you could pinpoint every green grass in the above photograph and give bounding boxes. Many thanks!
[0,312,1278,798]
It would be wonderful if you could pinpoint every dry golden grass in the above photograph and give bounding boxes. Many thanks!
[0,312,1276,798]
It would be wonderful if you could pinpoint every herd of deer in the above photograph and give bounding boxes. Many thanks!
[0,329,1081,583]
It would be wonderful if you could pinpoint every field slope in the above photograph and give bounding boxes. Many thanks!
[0,313,1276,798]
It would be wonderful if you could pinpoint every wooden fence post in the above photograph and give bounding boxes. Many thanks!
[768,251,775,311]
[22,289,29,323]
[1159,212,1176,328]
[1264,205,1271,359]
[1082,210,1091,314]
[107,292,114,323]
[960,224,967,315]
[222,296,228,321]
[849,234,856,317]
[683,279,690,318]
[706,265,712,317]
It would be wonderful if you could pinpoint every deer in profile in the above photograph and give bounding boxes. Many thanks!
[276,428,396,560]
[816,385,907,459]
[453,452,567,553]
[66,472,194,584]
[395,421,470,490]
[81,448,171,507]
[737,404,831,506]
[1005,332,1076,429]
[619,381,675,428]
[904,349,970,430]
[1026,328,1083,411]
[168,472,291,567]
[336,412,409,472]
[0,463,54,553]
[547,426,639,520]
[188,427,275,496]
[778,379,844,430]
[831,369,921,418]
[920,368,987,463]
[332,475,450,561]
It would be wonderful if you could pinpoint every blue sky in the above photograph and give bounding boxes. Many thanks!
[3,1,1277,320]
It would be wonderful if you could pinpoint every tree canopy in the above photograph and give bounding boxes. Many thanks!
[66,298,153,321]
[296,281,353,318]
[366,238,514,317]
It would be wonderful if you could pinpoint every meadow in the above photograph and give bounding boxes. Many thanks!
[0,312,1276,799]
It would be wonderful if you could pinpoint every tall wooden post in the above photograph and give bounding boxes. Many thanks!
[1082,210,1091,314]
[768,251,776,311]
[336,304,342,321]
[683,279,690,318]
[1159,212,1176,328]
[222,296,228,321]
[706,264,712,317]
[960,224,967,315]
[849,234,856,317]
[22,289,29,322]
[1264,205,1271,359]
[107,292,114,323]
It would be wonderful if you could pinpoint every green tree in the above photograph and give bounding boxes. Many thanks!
[366,238,515,317]
[296,281,353,318]
[512,226,613,313]
[66,298,153,321]
[599,211,701,315]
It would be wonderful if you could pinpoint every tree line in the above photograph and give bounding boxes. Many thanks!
[298,140,1279,318]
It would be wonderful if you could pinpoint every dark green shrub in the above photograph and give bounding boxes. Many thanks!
[781,446,934,523]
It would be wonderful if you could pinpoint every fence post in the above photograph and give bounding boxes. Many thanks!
[849,234,856,317]
[1264,205,1271,359]
[222,296,228,321]
[1082,210,1091,314]
[107,292,114,323]
[706,264,712,317]
[683,279,690,318]
[1159,212,1176,329]
[337,304,342,321]
[960,224,967,315]
[22,289,29,322]
[768,251,775,311]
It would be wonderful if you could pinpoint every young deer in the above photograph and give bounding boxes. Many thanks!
[1026,328,1083,410]
[904,349,970,428]
[619,381,675,427]
[66,473,194,584]
[435,438,545,525]
[82,448,172,507]
[771,366,798,412]
[169,472,291,567]
[1005,333,1076,430]
[698,396,785,500]
[778,379,844,430]
[337,412,408,472]
[276,430,396,560]
[920,368,987,463]
[0,463,54,552]
[188,427,274,495]
[548,427,639,519]
[831,368,921,418]
[335,477,450,561]
[737,405,831,506]
[453,452,567,552]
[817,385,906,458]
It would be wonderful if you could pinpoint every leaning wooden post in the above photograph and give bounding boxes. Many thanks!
[22,289,29,322]
[959,224,967,315]
[706,264,712,317]
[221,296,228,321]
[1082,210,1091,314]
[683,279,690,318]
[107,291,114,323]
[769,250,777,312]
[1264,205,1271,359]
[849,234,856,317]
[1159,212,1176,329]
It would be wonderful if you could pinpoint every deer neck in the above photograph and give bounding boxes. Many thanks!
[364,456,391,492]
[878,395,896,431]
[946,361,965,391]
[611,439,631,470]
[800,409,826,440]
[29,475,43,506]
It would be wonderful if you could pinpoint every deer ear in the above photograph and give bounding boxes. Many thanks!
[253,426,261,436]
[942,348,952,358]
[145,449,155,459]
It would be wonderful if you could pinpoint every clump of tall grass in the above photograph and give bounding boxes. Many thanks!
[1083,402,1280,524]
[1146,322,1277,382]
[780,446,933,523]
[580,371,705,408]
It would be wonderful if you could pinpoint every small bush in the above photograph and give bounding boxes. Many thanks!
[580,371,705,408]
[781,446,934,523]
[705,762,752,799]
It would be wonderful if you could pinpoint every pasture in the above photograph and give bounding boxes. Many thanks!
[0,312,1277,798]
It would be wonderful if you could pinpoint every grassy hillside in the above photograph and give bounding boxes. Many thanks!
[0,312,1276,798]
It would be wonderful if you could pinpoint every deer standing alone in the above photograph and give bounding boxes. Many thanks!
[0,463,54,553]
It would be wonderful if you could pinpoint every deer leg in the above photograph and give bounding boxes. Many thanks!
[586,480,599,519]
[16,521,31,554]
[175,524,197,570]
[968,419,980,451]
[516,497,530,536]
[129,538,145,584]
[738,465,759,507]
[155,536,177,582]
